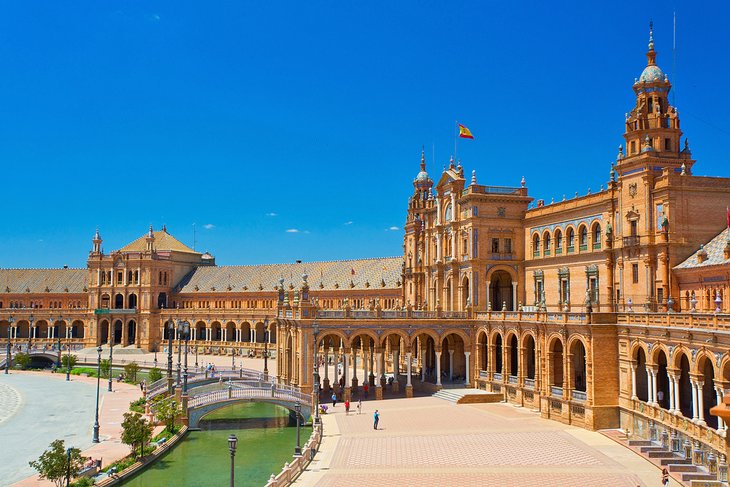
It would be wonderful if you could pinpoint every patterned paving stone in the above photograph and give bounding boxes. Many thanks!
[0,382,22,423]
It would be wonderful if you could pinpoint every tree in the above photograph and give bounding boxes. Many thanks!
[148,367,163,383]
[61,354,77,371]
[121,412,153,458]
[124,362,139,383]
[100,359,111,378]
[29,439,83,487]
[14,352,31,369]
[154,397,183,434]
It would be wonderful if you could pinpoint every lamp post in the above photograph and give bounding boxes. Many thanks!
[108,321,114,392]
[167,319,174,395]
[312,321,320,424]
[195,344,199,369]
[263,317,269,381]
[65,447,72,487]
[93,345,102,443]
[178,321,190,395]
[294,400,302,455]
[66,323,73,381]
[228,434,237,487]
[176,321,182,388]
[27,313,34,352]
[5,315,13,374]
[57,316,63,368]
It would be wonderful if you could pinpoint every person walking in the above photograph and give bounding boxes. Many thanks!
[345,399,350,415]
[661,468,670,486]
[331,392,337,408]
[357,398,362,415]
[373,409,380,430]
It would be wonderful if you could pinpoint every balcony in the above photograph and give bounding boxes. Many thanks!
[592,242,602,250]
[493,372,503,381]
[571,390,587,402]
[94,308,137,315]
[623,235,641,246]
[567,246,574,254]
[555,248,562,255]
[524,378,535,389]
[579,244,588,251]
[551,386,563,398]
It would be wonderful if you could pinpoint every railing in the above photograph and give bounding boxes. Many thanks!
[490,252,515,261]
[411,310,437,319]
[351,310,375,319]
[188,381,310,409]
[508,375,518,384]
[616,312,730,330]
[479,370,488,379]
[264,423,322,487]
[380,310,407,319]
[440,311,467,319]
[474,311,587,324]
[566,246,574,253]
[592,242,602,250]
[315,310,345,319]
[147,366,263,400]
[623,235,641,246]
[579,244,588,251]
[551,386,563,397]
[571,390,587,402]
[524,378,535,389]
[493,372,503,381]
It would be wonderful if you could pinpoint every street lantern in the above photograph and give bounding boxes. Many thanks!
[5,315,13,374]
[178,320,190,395]
[65,447,72,487]
[167,319,174,395]
[27,312,34,351]
[294,400,302,455]
[108,319,114,392]
[312,321,320,424]
[228,434,238,487]
[93,345,102,443]
[57,315,63,369]
[66,323,73,381]
[263,317,270,380]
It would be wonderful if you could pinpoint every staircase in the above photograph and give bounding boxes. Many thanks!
[432,388,503,404]
[433,389,468,403]
[627,439,717,485]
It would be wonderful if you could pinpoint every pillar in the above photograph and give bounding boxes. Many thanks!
[691,380,699,422]
[405,351,413,398]
[363,345,369,387]
[486,281,491,310]
[668,374,675,412]
[673,375,681,415]
[716,386,726,431]
[223,328,227,342]
[343,347,351,401]
[464,351,471,386]
[697,381,706,426]
[646,368,654,404]
[351,347,358,390]
[369,346,375,386]
[323,345,330,392]
[650,368,658,406]
[630,364,638,400]
[448,349,454,381]
[435,350,442,386]
[511,281,518,311]
[375,349,383,400]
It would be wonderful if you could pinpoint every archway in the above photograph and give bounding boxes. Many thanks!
[550,338,564,390]
[241,322,252,342]
[211,322,222,341]
[225,322,236,342]
[114,294,124,309]
[268,322,277,344]
[677,353,692,419]
[523,334,536,380]
[100,320,109,344]
[413,332,437,384]
[113,320,122,345]
[16,320,30,339]
[157,292,167,309]
[570,339,587,392]
[489,270,513,311]
[635,348,648,402]
[461,276,470,310]
[36,320,49,340]
[195,321,206,341]
[255,322,265,343]
[317,333,345,392]
[442,333,466,382]
[127,320,136,345]
[508,334,518,379]
[494,333,503,375]
[656,350,670,409]
[72,320,85,339]
[128,294,138,309]
[476,330,488,373]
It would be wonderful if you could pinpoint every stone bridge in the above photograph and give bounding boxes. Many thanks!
[146,367,263,401]
[185,380,312,429]
[0,349,61,368]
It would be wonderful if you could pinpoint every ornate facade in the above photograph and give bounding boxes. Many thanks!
[2,26,730,478]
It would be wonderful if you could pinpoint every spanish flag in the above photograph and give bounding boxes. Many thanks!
[458,123,474,139]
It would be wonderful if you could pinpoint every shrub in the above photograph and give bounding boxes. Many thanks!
[121,412,153,459]
[71,367,97,377]
[129,398,146,414]
[14,352,31,369]
[29,440,84,487]
[148,367,163,383]
[124,362,139,383]
[61,354,78,371]
[100,359,111,378]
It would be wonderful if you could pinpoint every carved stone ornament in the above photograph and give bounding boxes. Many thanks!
[628,183,638,198]
[497,207,506,217]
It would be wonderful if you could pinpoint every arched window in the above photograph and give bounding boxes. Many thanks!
[579,226,588,250]
[555,229,563,254]
[592,223,602,249]
[543,232,551,254]
[444,204,452,222]
[532,234,540,257]
[567,228,575,252]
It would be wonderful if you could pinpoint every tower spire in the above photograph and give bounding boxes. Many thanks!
[647,20,656,66]
[420,146,426,172]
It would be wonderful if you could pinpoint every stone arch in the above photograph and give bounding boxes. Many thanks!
[492,331,504,375]
[629,340,649,363]
[505,331,519,378]
[577,223,589,249]
[487,266,516,311]
[112,319,122,345]
[547,334,564,389]
[676,351,692,419]
[72,319,85,339]
[99,319,110,344]
[654,347,670,410]
[648,343,670,366]
[590,220,602,249]
[531,232,541,256]
[522,332,537,380]
[379,330,410,349]
[476,328,489,372]
[565,225,576,251]
[316,330,349,349]
[461,274,470,309]
[554,227,563,252]
[254,321,265,343]
[114,293,124,309]
[225,321,236,342]
[542,229,552,254]
[194,321,206,341]
[240,321,252,342]
[441,331,466,381]
[412,330,438,383]
[210,321,222,341]
[128,293,138,309]
[697,352,718,429]
[126,319,136,345]
[568,337,587,392]
[36,320,49,339]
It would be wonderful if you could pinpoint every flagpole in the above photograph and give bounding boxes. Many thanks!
[454,120,458,163]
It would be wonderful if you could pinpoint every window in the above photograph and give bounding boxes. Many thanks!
[543,233,551,254]
[656,204,664,230]
[579,226,588,250]
[657,288,664,304]
[444,203,452,222]
[117,272,123,285]
[492,238,499,253]
[664,138,671,151]
[592,224,601,249]
[567,228,575,251]
[533,234,540,257]
[630,141,636,154]
[630,220,638,237]
[504,238,512,254]
[555,230,563,251]
[632,264,639,284]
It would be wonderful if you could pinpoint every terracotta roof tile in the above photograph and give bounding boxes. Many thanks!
[675,228,730,269]
[118,231,198,254]
[0,268,87,294]
[176,256,402,293]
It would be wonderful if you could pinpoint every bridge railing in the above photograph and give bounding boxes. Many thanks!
[146,367,264,400]
[187,382,311,409]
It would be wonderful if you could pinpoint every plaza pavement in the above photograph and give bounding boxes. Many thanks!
[5,355,275,486]
[296,395,684,487]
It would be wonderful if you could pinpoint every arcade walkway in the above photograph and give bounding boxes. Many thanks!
[296,396,684,487]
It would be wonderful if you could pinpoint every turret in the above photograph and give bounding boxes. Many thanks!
[92,228,102,254]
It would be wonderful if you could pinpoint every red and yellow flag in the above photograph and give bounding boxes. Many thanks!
[458,124,474,139]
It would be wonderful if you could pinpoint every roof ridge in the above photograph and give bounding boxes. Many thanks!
[196,256,402,270]
[0,267,86,271]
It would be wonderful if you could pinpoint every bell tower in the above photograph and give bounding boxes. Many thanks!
[618,23,694,174]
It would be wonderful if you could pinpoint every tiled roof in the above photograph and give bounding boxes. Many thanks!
[675,228,730,269]
[176,256,403,293]
[0,268,87,294]
[119,230,198,254]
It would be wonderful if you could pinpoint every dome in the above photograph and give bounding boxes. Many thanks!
[639,65,665,83]
[415,170,430,182]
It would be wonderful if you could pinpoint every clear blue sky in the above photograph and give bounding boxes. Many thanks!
[1,1,728,268]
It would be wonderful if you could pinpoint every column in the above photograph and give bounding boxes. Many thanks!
[716,386,726,431]
[323,346,329,381]
[343,347,350,401]
[333,346,339,387]
[421,342,426,381]
[464,351,471,386]
[486,281,491,310]
[375,349,383,400]
[646,368,654,403]
[691,380,699,422]
[697,381,706,426]
[448,349,454,381]
[673,376,681,415]
[405,351,413,397]
[668,374,675,412]
[32,326,36,339]
[369,346,375,386]
[192,328,196,341]
[435,351,442,386]
[352,347,358,389]
[394,350,400,382]
[511,282,518,311]
[630,364,638,400]
[363,346,369,386]
[650,368,658,406]
[223,328,227,342]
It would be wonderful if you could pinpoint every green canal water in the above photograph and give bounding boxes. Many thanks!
[121,402,311,487]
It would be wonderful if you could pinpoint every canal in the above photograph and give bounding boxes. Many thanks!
[121,402,311,486]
